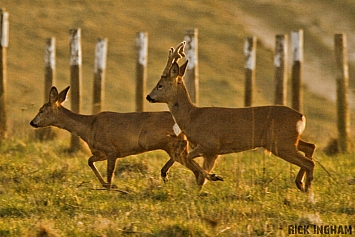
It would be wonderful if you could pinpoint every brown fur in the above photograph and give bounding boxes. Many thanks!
[147,42,316,192]
[30,86,209,189]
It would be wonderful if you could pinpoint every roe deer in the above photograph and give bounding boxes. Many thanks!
[30,86,210,190]
[146,42,316,192]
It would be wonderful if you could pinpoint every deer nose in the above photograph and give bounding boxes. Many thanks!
[30,121,38,128]
[146,95,155,103]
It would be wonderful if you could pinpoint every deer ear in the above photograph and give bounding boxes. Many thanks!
[49,87,59,104]
[58,86,70,104]
[179,60,188,77]
[169,62,180,78]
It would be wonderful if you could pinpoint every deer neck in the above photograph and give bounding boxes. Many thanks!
[168,81,196,130]
[55,107,94,141]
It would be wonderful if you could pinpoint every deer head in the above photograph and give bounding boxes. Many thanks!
[30,86,70,128]
[146,42,188,104]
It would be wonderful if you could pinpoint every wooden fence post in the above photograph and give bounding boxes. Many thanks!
[291,30,303,112]
[93,38,107,114]
[183,28,199,104]
[69,28,82,151]
[274,34,288,105]
[45,38,56,101]
[36,37,56,140]
[0,9,9,139]
[334,34,350,153]
[244,36,257,107]
[135,32,148,112]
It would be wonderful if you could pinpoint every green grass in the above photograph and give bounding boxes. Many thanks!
[0,138,354,236]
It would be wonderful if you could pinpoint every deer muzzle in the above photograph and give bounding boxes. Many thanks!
[146,95,156,103]
[30,120,39,128]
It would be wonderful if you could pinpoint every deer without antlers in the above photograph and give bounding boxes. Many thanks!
[147,42,316,192]
[30,86,211,190]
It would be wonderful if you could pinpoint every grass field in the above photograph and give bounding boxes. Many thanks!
[0,138,354,236]
[1,0,355,236]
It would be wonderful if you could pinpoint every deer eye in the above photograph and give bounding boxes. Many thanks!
[39,106,46,113]
[157,84,163,90]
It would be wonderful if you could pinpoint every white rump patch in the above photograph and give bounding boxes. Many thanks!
[296,115,306,134]
[173,123,181,136]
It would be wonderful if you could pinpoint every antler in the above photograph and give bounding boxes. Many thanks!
[162,41,186,76]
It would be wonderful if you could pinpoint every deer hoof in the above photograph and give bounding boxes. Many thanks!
[161,175,169,184]
[161,170,169,183]
[295,181,307,192]
[103,183,118,190]
[208,174,224,182]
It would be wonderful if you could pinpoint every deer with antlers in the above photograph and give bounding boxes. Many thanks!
[147,42,316,192]
[30,86,214,190]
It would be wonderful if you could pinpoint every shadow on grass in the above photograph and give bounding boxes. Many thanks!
[155,224,211,237]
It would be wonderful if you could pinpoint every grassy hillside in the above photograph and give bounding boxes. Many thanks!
[1,0,355,146]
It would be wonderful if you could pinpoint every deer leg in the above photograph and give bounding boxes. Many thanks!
[295,140,316,191]
[275,146,315,192]
[196,154,219,186]
[203,154,218,172]
[298,139,316,158]
[160,139,207,187]
[88,155,108,187]
[161,139,188,183]
[175,140,210,186]
[177,150,207,187]
[186,154,207,187]
[161,158,175,183]
[173,139,188,165]
[186,142,209,186]
[106,155,118,190]
[187,145,223,182]
[174,141,208,186]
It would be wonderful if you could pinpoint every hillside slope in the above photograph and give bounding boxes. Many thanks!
[1,0,355,148]
[233,0,355,103]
